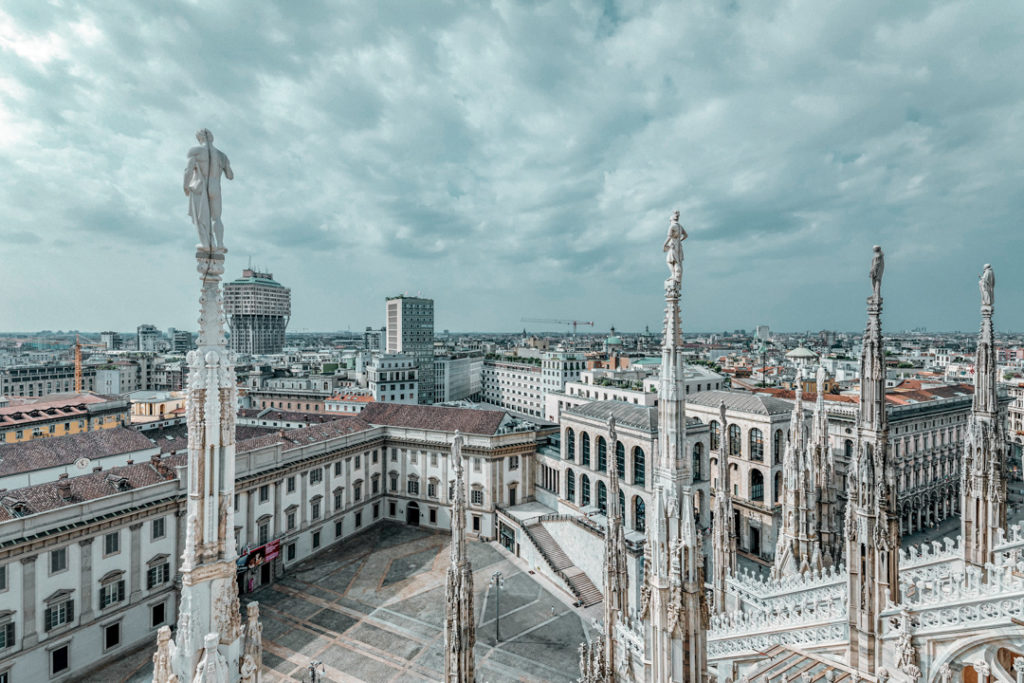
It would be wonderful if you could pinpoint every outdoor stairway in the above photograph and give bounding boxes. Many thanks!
[525,521,603,607]
[564,567,603,607]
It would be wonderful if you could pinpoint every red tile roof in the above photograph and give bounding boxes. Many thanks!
[236,416,374,454]
[0,427,157,477]
[359,402,507,435]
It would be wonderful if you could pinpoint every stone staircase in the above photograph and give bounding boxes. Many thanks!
[524,521,603,607]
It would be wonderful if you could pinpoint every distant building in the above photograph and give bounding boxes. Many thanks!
[434,352,483,402]
[325,391,375,414]
[137,324,161,352]
[0,394,129,447]
[385,295,434,404]
[363,326,385,352]
[100,331,122,350]
[0,363,95,398]
[756,325,770,341]
[224,269,292,355]
[168,329,193,353]
[367,353,419,404]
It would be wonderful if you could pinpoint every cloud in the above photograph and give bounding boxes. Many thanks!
[0,1,1023,334]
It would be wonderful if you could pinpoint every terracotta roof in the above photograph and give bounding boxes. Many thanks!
[359,402,508,435]
[0,393,122,426]
[327,393,374,403]
[237,409,345,423]
[144,424,280,454]
[0,427,156,477]
[236,416,374,454]
[0,454,183,522]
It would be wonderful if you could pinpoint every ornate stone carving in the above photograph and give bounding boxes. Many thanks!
[192,633,229,683]
[184,129,233,251]
[152,625,179,683]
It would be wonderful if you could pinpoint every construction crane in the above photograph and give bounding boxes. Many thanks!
[74,335,107,394]
[520,318,595,335]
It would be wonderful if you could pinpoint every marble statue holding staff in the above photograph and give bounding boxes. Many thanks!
[184,129,233,251]
[870,245,884,299]
[980,263,994,307]
[663,210,687,289]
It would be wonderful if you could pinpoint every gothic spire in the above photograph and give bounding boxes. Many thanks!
[711,400,736,612]
[812,365,840,568]
[962,264,1007,567]
[846,245,899,676]
[601,417,629,680]
[444,431,476,683]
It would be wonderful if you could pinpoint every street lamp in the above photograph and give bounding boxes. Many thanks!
[491,570,505,642]
[307,660,325,683]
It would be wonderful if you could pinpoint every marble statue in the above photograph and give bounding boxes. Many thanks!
[980,263,994,307]
[663,210,687,291]
[184,129,233,251]
[870,245,884,299]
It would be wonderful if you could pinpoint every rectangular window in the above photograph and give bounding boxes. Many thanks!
[312,531,321,549]
[258,523,269,546]
[309,469,323,484]
[335,521,343,537]
[152,517,166,540]
[407,480,419,495]
[100,580,126,608]
[287,512,296,530]
[287,476,296,493]
[0,565,6,591]
[472,516,481,532]
[355,456,361,470]
[473,458,482,472]
[429,508,437,524]
[355,511,363,528]
[508,455,519,471]
[104,622,121,650]
[372,450,378,464]
[286,544,296,561]
[151,602,166,628]
[45,599,74,631]
[311,502,321,520]
[427,482,437,498]
[259,485,269,502]
[104,532,120,556]
[51,644,70,675]
[0,620,15,650]
[389,501,396,516]
[471,489,483,506]
[334,462,342,476]
[334,492,342,509]
[50,548,68,574]
[372,478,379,494]
[373,503,380,519]
[147,563,170,589]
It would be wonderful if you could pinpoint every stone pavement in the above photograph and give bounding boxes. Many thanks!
[89,522,592,682]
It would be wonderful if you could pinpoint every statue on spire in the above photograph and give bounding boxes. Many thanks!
[184,129,233,252]
[869,245,884,300]
[980,263,994,308]
[663,210,687,295]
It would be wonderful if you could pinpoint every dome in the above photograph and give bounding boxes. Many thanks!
[785,346,818,359]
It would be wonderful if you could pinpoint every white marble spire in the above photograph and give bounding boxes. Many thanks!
[711,400,736,613]
[444,431,476,683]
[846,245,900,676]
[641,210,708,682]
[962,264,1007,567]
[154,130,249,683]
[811,365,840,568]
[603,417,628,678]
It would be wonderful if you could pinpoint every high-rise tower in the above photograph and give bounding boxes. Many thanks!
[846,245,900,675]
[223,269,291,355]
[962,264,1007,568]
[641,211,708,682]
[386,295,435,404]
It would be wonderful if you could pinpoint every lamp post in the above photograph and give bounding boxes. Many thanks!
[491,570,505,642]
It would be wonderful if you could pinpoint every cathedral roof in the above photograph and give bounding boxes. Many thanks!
[565,401,657,432]
[688,389,794,416]
[739,645,877,682]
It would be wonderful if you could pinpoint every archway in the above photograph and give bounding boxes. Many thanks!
[406,501,420,526]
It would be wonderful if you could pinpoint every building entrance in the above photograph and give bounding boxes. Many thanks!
[407,501,420,526]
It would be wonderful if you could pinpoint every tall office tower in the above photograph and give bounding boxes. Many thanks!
[137,324,161,352]
[100,331,122,350]
[223,269,291,355]
[386,295,435,404]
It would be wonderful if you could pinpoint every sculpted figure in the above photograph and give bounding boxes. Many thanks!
[980,263,994,307]
[663,210,687,288]
[184,129,233,251]
[869,245,884,299]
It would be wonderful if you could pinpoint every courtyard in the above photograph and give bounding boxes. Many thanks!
[96,522,591,682]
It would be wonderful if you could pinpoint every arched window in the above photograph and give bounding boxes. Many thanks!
[692,442,703,479]
[750,428,764,461]
[597,436,607,472]
[844,439,853,460]
[634,496,646,533]
[773,430,784,465]
[709,420,720,450]
[633,447,646,486]
[618,490,625,519]
[729,425,741,456]
[566,468,576,502]
[598,480,607,514]
[773,471,782,503]
[581,475,591,506]
[582,432,591,466]
[750,469,765,502]
[566,428,576,461]
[615,441,626,478]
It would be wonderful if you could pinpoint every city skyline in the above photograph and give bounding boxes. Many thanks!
[2,2,1023,333]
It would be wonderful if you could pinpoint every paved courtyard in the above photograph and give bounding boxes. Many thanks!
[250,523,590,682]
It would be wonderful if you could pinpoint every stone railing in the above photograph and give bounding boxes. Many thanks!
[727,564,846,610]
[994,522,1024,565]
[537,512,644,552]
[899,535,961,568]
[707,596,848,658]
[497,509,585,604]
[883,562,1024,636]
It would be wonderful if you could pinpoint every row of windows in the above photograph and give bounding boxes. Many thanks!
[709,421,784,464]
[564,429,646,485]
[45,519,166,575]
[564,471,647,532]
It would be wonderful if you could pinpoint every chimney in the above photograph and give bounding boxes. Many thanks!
[57,473,72,501]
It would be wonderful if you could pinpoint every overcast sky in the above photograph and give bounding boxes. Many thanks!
[2,1,1023,335]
